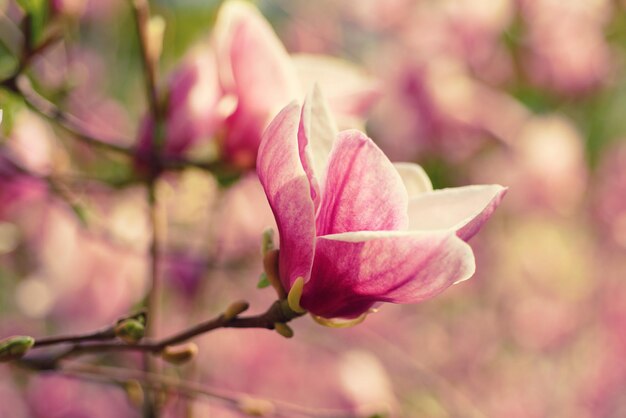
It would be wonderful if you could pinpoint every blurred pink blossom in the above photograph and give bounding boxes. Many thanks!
[257,89,505,319]
[593,141,626,248]
[520,0,614,96]
[136,0,378,169]
[471,115,588,214]
[0,154,47,221]
[370,56,528,161]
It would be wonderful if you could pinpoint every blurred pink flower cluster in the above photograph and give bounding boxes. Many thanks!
[136,0,378,169]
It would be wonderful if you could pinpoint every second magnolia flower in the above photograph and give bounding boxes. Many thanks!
[257,88,507,320]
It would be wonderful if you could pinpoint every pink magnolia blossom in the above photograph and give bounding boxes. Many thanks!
[257,88,506,320]
[136,0,378,169]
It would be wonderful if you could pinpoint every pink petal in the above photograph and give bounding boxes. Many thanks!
[394,162,433,198]
[297,85,338,210]
[257,103,316,290]
[301,231,475,319]
[407,185,507,241]
[316,130,409,235]
[216,1,300,164]
[164,50,223,156]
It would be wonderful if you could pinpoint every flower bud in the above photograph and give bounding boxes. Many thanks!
[273,322,293,339]
[161,343,198,365]
[0,336,35,362]
[262,249,286,299]
[261,228,275,256]
[238,396,275,417]
[115,319,145,344]
[146,15,166,66]
[223,300,250,321]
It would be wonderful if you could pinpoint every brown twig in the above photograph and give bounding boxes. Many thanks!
[16,300,302,371]
[14,75,134,155]
[32,311,146,348]
[127,4,167,414]
[129,0,161,126]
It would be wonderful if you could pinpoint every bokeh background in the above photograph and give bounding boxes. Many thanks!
[2,0,626,417]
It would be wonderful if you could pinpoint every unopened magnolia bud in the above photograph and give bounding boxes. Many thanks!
[146,15,166,65]
[0,336,34,362]
[261,228,275,256]
[262,249,286,299]
[223,300,250,321]
[115,319,145,344]
[124,380,145,407]
[238,396,275,417]
[273,322,293,339]
[161,343,198,365]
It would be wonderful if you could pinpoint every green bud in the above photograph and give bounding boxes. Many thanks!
[0,336,35,362]
[131,311,147,326]
[262,249,286,299]
[223,300,250,321]
[273,323,294,339]
[115,319,145,344]
[256,272,270,289]
[261,228,275,256]
[161,343,198,365]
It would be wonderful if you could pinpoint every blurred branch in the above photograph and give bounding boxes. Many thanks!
[129,0,161,126]
[128,4,167,414]
[57,362,362,418]
[144,180,163,418]
[14,75,134,155]
[0,16,134,156]
[32,311,147,349]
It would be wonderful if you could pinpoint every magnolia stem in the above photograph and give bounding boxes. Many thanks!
[32,311,146,348]
[128,1,164,415]
[18,301,303,370]
[14,75,134,155]
[33,328,116,348]
[145,182,161,340]
[130,0,161,125]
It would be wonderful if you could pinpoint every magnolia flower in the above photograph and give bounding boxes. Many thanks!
[257,88,506,321]
[136,0,378,169]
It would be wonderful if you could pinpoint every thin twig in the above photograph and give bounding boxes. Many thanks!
[128,3,164,414]
[33,328,116,348]
[145,182,161,340]
[129,0,161,124]
[14,75,134,155]
[32,311,146,348]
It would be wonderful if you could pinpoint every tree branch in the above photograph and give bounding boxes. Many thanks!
[17,300,303,371]
[14,75,134,155]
